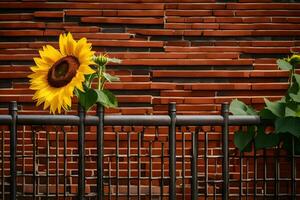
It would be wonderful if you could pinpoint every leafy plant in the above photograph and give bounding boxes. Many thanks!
[230,54,300,154]
[76,54,121,111]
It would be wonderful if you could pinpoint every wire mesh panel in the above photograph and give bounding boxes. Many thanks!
[0,127,10,199]
[102,126,169,199]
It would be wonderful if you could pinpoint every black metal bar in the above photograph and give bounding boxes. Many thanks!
[191,129,198,200]
[263,149,267,199]
[63,128,67,199]
[253,145,257,200]
[275,147,279,200]
[291,136,295,200]
[9,101,17,200]
[246,159,249,200]
[181,128,185,200]
[149,141,152,199]
[168,102,176,200]
[116,132,119,199]
[221,102,229,200]
[2,129,4,200]
[239,151,243,200]
[78,104,85,200]
[0,114,262,126]
[32,129,36,199]
[127,131,131,200]
[138,131,141,199]
[160,143,164,200]
[108,157,111,200]
[56,129,59,198]
[46,130,50,198]
[205,130,208,199]
[97,104,104,200]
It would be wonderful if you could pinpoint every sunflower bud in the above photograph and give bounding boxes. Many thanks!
[93,54,108,66]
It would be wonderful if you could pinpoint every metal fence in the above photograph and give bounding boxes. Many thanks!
[0,101,299,200]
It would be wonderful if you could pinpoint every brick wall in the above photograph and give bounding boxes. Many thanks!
[1,0,300,114]
[0,0,300,198]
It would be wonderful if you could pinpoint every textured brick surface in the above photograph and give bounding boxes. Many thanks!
[0,0,299,198]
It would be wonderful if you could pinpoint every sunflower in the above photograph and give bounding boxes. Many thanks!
[28,33,95,114]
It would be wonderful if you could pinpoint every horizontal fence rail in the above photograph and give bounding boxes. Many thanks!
[0,115,261,126]
[0,101,298,200]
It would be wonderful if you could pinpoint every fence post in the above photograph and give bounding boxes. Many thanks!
[291,136,295,200]
[78,104,85,200]
[9,101,17,200]
[97,103,104,200]
[191,129,198,200]
[221,103,229,200]
[168,102,176,200]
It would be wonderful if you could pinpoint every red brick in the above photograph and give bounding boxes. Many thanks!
[252,30,300,36]
[117,10,164,17]
[164,46,242,52]
[213,10,235,16]
[176,3,225,10]
[241,47,291,54]
[215,17,243,23]
[251,41,295,47]
[164,23,192,29]
[227,3,300,10]
[191,23,219,29]
[117,95,152,103]
[242,17,271,23]
[0,2,165,10]
[166,10,212,16]
[251,83,289,90]
[0,30,44,36]
[91,40,163,48]
[235,10,300,17]
[81,17,164,24]
[119,59,253,66]
[64,26,100,33]
[0,13,33,20]
[165,40,190,47]
[152,70,249,78]
[203,30,252,36]
[0,22,45,29]
[128,29,184,36]
[34,11,63,18]
[65,9,102,16]
[191,83,251,90]
[250,70,289,77]
[73,33,132,40]
[105,82,150,90]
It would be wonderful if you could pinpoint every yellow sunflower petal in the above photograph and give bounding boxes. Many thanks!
[66,33,76,55]
[78,64,95,75]
[29,32,96,114]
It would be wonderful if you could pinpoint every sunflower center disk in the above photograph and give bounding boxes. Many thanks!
[48,56,79,88]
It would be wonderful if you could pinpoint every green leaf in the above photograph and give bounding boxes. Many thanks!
[277,59,293,70]
[293,73,300,86]
[78,88,98,111]
[103,72,120,82]
[264,98,285,117]
[84,73,98,87]
[234,126,255,152]
[259,108,277,120]
[284,101,300,117]
[254,126,280,150]
[229,99,257,115]
[275,117,300,138]
[95,89,118,108]
[107,57,122,64]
